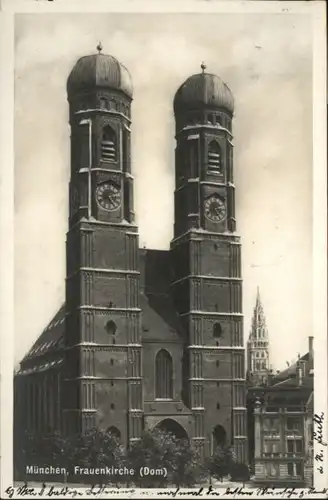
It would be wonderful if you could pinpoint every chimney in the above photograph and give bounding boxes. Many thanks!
[308,336,314,368]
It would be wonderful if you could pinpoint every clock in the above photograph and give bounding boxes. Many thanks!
[96,182,121,211]
[204,195,226,222]
[70,186,79,215]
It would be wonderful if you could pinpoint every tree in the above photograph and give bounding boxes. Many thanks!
[168,437,206,487]
[230,463,250,486]
[206,445,236,482]
[126,428,205,487]
[72,428,125,485]
[126,428,173,487]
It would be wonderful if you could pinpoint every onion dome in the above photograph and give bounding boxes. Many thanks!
[67,43,133,98]
[174,63,234,114]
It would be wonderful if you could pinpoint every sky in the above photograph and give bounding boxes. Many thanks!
[14,11,313,370]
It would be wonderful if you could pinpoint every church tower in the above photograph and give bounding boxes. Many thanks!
[170,65,247,462]
[246,287,270,385]
[62,45,142,445]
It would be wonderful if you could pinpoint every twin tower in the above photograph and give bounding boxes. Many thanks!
[62,47,247,461]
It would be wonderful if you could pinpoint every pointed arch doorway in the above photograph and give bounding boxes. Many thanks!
[155,418,189,441]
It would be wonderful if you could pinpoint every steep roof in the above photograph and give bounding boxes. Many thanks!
[19,248,184,370]
[21,305,65,364]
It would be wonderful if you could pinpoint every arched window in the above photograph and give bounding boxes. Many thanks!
[101,125,117,161]
[213,323,222,338]
[100,98,107,109]
[261,352,265,358]
[155,349,173,399]
[105,320,117,335]
[262,362,266,370]
[208,141,221,172]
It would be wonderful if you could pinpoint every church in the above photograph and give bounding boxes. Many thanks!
[15,46,247,463]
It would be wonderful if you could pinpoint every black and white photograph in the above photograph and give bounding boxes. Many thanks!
[0,0,327,497]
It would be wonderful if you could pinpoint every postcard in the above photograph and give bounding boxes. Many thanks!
[0,0,326,498]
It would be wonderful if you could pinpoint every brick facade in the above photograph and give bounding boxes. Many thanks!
[15,53,247,463]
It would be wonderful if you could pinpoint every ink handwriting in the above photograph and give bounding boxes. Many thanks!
[4,484,328,498]
[313,412,327,446]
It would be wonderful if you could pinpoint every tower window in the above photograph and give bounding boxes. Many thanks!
[207,113,214,125]
[213,323,222,338]
[217,402,220,409]
[110,403,115,410]
[216,360,220,368]
[105,320,117,335]
[155,349,173,399]
[100,98,107,109]
[101,125,117,161]
[110,359,114,366]
[208,141,221,172]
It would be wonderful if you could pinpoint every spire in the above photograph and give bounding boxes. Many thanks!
[249,287,269,342]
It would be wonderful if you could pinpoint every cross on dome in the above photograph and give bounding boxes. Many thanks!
[96,42,103,54]
[201,62,207,73]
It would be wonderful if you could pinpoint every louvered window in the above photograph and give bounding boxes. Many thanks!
[101,125,116,161]
[208,140,221,172]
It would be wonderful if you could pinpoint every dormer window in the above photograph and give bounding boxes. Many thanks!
[101,125,116,161]
[208,141,221,172]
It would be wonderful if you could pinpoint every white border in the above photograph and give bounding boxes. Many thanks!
[0,0,326,498]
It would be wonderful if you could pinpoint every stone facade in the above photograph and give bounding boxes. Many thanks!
[15,51,247,463]
[251,339,314,487]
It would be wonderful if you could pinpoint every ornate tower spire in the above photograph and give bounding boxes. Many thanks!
[247,287,270,385]
[250,287,268,342]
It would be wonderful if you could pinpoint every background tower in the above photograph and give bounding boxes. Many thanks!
[246,287,270,386]
[170,65,247,462]
[62,46,143,444]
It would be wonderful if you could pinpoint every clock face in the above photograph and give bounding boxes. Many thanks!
[96,182,121,211]
[70,187,79,215]
[204,195,226,222]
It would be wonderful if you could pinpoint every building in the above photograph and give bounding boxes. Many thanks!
[14,48,247,463]
[246,287,270,386]
[250,336,314,486]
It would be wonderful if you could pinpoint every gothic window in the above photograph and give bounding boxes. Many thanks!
[207,113,214,124]
[101,125,116,161]
[213,323,222,338]
[188,138,199,178]
[105,320,117,335]
[155,349,173,399]
[100,98,107,109]
[208,141,221,172]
